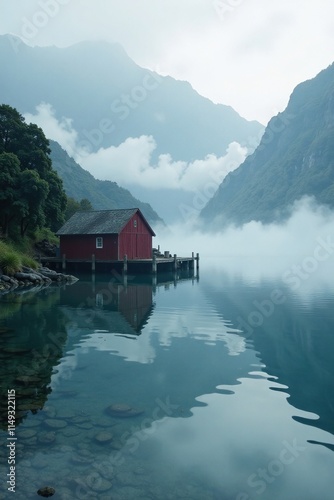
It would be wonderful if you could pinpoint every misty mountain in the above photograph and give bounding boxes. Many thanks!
[0,34,263,162]
[49,140,164,227]
[200,63,334,226]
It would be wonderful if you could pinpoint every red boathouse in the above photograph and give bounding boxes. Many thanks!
[57,208,155,260]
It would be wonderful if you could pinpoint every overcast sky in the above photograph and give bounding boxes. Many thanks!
[1,0,333,124]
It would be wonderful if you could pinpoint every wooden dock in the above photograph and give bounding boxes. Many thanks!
[40,253,199,275]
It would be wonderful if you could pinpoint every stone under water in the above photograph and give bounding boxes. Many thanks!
[37,486,55,497]
[106,403,144,418]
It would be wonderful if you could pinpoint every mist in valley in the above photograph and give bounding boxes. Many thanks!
[155,196,334,294]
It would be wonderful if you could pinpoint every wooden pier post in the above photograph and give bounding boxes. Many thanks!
[196,253,200,274]
[192,252,195,270]
[92,254,96,272]
[152,254,157,274]
[173,254,177,272]
[123,254,128,274]
[62,254,66,271]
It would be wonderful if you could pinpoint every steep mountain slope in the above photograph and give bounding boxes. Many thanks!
[0,35,263,161]
[49,140,164,227]
[200,63,334,225]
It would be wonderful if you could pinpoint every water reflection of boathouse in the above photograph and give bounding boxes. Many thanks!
[60,278,154,335]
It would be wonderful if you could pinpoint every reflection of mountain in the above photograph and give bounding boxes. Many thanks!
[0,288,68,429]
[201,274,334,439]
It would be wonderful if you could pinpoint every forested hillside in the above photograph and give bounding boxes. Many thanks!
[49,140,164,227]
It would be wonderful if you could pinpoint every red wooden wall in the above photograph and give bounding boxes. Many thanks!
[119,213,153,259]
[59,234,118,260]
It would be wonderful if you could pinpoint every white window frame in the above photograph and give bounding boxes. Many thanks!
[96,236,103,249]
[134,219,137,228]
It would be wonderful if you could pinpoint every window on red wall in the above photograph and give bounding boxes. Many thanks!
[134,219,137,228]
[96,237,103,248]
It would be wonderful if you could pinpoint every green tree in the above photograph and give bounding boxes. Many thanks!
[65,197,80,221]
[0,104,67,237]
[79,198,93,211]
[44,170,67,231]
[65,197,93,221]
[0,153,21,237]
[0,105,25,154]
[16,170,49,236]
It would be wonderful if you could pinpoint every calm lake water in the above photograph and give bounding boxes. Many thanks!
[1,258,334,499]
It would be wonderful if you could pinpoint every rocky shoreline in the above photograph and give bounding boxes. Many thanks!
[0,266,78,294]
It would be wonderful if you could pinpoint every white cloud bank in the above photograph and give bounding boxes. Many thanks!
[24,102,248,192]
[78,137,247,191]
[24,103,80,158]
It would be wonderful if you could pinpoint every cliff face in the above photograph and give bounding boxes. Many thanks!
[200,63,334,226]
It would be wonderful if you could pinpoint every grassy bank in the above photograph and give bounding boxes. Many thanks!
[0,228,59,275]
[0,240,38,275]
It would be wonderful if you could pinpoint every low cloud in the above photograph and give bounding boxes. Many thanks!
[24,102,80,158]
[79,137,247,191]
[23,102,248,192]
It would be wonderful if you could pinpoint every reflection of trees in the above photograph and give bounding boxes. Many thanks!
[0,287,68,430]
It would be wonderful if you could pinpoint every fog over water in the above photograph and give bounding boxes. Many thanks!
[156,197,334,291]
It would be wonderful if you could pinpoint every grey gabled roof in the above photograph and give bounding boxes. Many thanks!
[57,208,155,236]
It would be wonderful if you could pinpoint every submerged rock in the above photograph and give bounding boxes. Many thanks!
[94,431,113,444]
[61,426,82,437]
[71,454,94,465]
[106,403,144,418]
[38,431,56,444]
[37,486,55,497]
[75,422,93,429]
[56,408,76,419]
[85,474,113,493]
[17,429,37,439]
[44,419,68,429]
